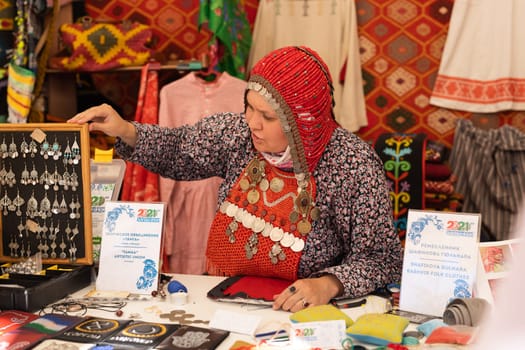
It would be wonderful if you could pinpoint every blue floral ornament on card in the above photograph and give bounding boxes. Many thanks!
[453,279,471,299]
[104,204,135,233]
[407,214,444,245]
[136,259,158,290]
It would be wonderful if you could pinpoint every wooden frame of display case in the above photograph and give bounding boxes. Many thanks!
[0,123,92,265]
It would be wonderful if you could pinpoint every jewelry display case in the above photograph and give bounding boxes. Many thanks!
[0,123,93,311]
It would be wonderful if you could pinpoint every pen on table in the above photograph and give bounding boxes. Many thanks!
[255,329,289,340]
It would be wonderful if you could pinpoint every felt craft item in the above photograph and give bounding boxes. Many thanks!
[207,275,291,305]
[425,162,452,181]
[290,304,354,327]
[346,313,409,346]
[416,319,447,337]
[49,16,153,71]
[425,325,476,345]
[443,297,490,327]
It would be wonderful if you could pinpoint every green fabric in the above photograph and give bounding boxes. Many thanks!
[198,0,252,79]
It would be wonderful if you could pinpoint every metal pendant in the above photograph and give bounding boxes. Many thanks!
[289,210,299,224]
[259,178,269,192]
[270,177,284,192]
[297,219,312,235]
[247,189,260,204]
[310,206,321,221]
[239,178,250,191]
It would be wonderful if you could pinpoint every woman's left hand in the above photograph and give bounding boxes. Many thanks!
[272,275,343,312]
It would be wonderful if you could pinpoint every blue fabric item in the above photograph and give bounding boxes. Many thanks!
[417,319,447,337]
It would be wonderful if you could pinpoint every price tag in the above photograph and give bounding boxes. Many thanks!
[290,320,346,349]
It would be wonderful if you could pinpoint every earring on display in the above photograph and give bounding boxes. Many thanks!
[70,167,79,191]
[63,138,72,165]
[28,138,38,158]
[20,162,30,185]
[40,164,52,190]
[0,137,8,159]
[51,193,60,215]
[61,166,71,190]
[59,194,68,214]
[0,161,6,185]
[40,191,51,219]
[26,191,38,218]
[40,137,50,159]
[5,165,16,187]
[51,165,62,191]
[71,136,81,165]
[29,162,38,185]
[51,137,62,160]
[8,136,18,159]
[1,189,11,216]
[12,189,25,216]
[20,136,29,157]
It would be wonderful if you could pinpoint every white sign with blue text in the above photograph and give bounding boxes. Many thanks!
[96,201,165,295]
[399,210,481,316]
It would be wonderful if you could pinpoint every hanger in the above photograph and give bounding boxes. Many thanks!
[195,42,221,82]
[195,66,221,82]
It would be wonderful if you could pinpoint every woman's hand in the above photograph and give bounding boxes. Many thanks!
[272,275,343,312]
[67,103,138,147]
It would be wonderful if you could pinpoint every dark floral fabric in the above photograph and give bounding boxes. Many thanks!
[116,112,403,298]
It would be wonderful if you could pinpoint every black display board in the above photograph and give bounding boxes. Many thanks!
[0,123,92,265]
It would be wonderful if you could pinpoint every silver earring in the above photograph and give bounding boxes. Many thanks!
[29,163,38,185]
[52,193,60,215]
[71,136,81,165]
[12,189,25,216]
[40,191,51,219]
[20,162,30,185]
[51,137,62,160]
[26,191,38,218]
[40,137,50,159]
[1,189,11,216]
[0,137,8,159]
[8,136,18,159]
[20,136,29,158]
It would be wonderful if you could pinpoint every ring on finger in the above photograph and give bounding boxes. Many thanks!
[302,298,309,308]
[289,286,296,293]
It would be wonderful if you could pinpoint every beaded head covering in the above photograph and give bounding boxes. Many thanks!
[247,46,338,176]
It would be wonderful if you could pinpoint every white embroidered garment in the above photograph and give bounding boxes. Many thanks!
[430,0,525,112]
[247,0,368,132]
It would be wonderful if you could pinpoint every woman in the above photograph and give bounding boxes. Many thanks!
[69,46,403,312]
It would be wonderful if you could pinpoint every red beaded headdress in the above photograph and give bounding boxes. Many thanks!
[247,46,338,175]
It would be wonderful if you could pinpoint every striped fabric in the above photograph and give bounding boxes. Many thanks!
[450,120,525,241]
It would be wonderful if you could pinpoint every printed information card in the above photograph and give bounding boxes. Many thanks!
[400,210,481,316]
[96,201,165,295]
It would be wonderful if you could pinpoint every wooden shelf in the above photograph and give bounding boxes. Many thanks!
[45,61,203,119]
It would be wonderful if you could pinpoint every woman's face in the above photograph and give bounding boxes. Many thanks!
[245,90,288,153]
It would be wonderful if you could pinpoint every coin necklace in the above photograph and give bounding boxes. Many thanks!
[239,157,266,204]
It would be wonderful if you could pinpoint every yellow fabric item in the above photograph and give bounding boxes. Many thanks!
[7,63,35,122]
[346,313,409,346]
[290,304,353,327]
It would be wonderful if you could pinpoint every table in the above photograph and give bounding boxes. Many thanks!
[63,273,392,349]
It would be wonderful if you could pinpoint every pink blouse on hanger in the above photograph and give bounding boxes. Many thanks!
[158,71,247,274]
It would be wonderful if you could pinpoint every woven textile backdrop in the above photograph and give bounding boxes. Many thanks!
[85,0,524,146]
[84,0,258,119]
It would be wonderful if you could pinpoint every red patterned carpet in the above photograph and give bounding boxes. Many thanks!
[85,0,524,147]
